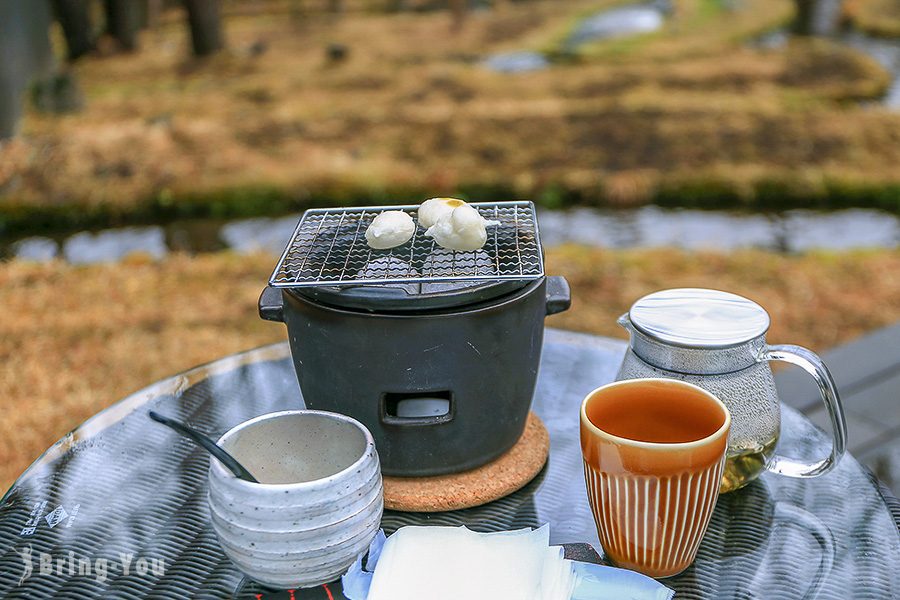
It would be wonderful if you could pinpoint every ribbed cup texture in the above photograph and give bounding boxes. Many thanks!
[584,457,725,578]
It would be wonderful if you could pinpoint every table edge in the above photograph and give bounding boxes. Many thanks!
[2,342,291,504]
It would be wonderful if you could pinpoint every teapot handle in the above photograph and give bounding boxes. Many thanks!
[757,345,848,478]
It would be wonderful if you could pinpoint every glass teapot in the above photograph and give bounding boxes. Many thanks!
[616,288,847,493]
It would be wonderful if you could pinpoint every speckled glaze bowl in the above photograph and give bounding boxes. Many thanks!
[208,410,383,589]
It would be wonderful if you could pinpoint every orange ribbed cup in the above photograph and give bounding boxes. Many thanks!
[580,378,730,578]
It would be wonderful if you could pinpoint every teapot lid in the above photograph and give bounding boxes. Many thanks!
[629,288,770,348]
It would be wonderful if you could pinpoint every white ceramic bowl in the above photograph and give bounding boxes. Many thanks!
[208,410,383,589]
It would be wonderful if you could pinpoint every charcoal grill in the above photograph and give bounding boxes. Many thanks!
[259,201,570,476]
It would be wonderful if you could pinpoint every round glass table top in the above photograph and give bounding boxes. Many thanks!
[0,330,897,599]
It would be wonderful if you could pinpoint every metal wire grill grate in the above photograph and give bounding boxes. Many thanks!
[268,201,544,287]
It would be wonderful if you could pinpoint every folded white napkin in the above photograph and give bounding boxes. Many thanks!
[342,525,674,600]
[570,562,674,600]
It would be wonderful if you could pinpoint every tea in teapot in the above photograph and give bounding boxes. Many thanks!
[616,288,847,493]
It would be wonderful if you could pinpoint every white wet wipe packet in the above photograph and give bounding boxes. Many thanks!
[342,525,674,600]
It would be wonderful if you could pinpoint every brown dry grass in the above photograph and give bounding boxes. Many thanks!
[846,0,900,38]
[2,0,898,221]
[547,246,900,350]
[2,247,898,491]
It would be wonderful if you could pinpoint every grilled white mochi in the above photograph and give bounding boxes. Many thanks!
[365,210,415,249]
[425,204,488,251]
[417,197,467,228]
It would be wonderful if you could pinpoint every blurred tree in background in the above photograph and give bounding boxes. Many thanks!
[0,0,226,140]
[793,0,843,35]
[51,0,96,60]
[0,1,54,138]
[184,0,225,56]
[104,0,143,52]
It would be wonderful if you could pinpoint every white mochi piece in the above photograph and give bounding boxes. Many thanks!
[425,204,488,251]
[366,525,573,600]
[417,197,468,228]
[365,211,415,249]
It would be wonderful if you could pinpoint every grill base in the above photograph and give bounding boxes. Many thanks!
[280,278,549,476]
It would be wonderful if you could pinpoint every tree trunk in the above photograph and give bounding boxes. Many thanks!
[793,0,816,35]
[104,0,142,51]
[793,0,843,36]
[50,0,95,61]
[183,0,225,57]
[0,0,54,139]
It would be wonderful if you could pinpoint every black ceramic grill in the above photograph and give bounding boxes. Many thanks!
[259,200,567,476]
[268,201,544,288]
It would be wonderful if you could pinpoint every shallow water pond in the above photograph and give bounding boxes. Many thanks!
[482,1,668,73]
[5,207,897,264]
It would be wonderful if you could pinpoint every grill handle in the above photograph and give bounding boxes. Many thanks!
[545,276,571,316]
[259,286,284,322]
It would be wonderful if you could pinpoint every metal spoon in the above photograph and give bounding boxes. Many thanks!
[148,410,259,483]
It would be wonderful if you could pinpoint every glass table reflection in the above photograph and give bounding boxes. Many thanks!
[0,329,897,599]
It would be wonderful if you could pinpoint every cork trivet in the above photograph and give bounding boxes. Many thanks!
[382,412,549,512]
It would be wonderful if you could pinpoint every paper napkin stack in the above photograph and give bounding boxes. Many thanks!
[342,525,674,600]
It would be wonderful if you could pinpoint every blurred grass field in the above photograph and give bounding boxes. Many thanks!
[2,0,900,234]
[1,246,898,491]
[846,0,900,37]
